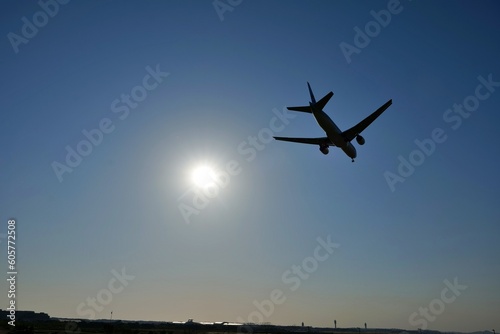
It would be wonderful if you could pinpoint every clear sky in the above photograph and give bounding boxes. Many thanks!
[1,0,499,332]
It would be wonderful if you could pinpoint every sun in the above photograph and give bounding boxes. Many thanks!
[191,165,216,188]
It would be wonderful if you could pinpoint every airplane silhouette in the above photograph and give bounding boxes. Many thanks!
[274,82,392,162]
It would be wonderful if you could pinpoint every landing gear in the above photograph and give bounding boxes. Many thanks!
[352,159,355,162]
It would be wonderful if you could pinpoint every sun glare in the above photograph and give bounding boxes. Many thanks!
[191,165,216,188]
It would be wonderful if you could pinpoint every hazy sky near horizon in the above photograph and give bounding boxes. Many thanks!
[1,0,500,332]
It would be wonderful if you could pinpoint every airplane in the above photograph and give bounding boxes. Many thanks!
[274,82,392,162]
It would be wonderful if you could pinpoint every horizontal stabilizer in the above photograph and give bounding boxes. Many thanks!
[287,90,333,113]
[315,91,334,112]
[287,106,312,113]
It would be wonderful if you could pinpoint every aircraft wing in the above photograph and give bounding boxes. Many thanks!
[273,136,334,146]
[342,99,392,142]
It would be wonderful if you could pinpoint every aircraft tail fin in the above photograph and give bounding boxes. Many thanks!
[286,82,333,113]
[307,82,316,104]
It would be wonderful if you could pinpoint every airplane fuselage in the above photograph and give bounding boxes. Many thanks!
[312,109,357,160]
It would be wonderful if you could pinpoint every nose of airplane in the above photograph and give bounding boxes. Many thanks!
[349,144,357,159]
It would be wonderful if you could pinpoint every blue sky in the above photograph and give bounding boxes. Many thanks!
[1,0,499,332]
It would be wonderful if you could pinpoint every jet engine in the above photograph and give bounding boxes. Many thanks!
[356,135,365,145]
[320,145,329,155]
